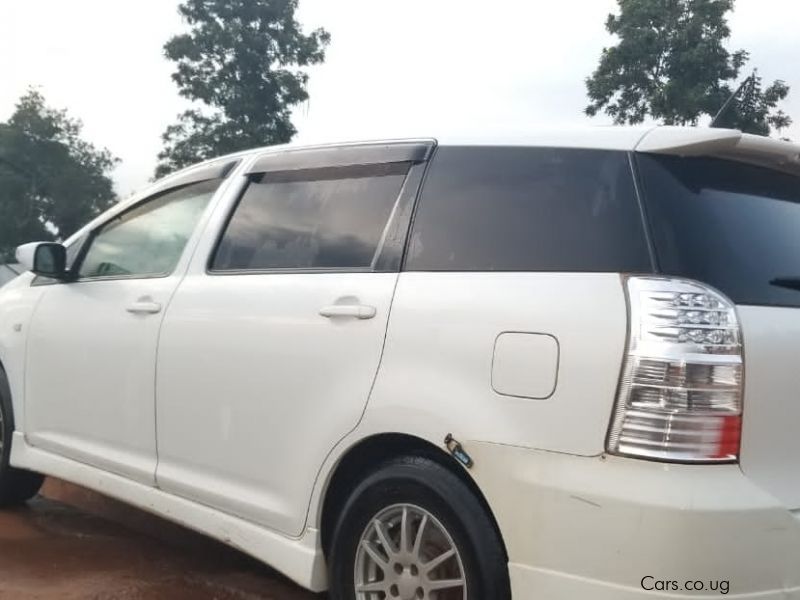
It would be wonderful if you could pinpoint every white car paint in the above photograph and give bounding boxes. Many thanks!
[469,442,800,599]
[0,272,43,429]
[155,271,399,536]
[738,306,800,508]
[24,276,175,485]
[360,272,627,456]
[14,243,41,272]
[1,127,799,598]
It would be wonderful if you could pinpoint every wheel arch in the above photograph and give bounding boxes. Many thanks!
[0,330,24,433]
[0,357,15,421]
[318,432,508,562]
[0,356,10,404]
[0,357,17,436]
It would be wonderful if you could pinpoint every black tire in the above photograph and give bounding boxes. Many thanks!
[0,367,44,507]
[328,455,510,600]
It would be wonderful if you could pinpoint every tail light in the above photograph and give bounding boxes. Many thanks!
[607,277,744,463]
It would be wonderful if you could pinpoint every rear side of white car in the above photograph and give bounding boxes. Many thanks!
[0,126,799,599]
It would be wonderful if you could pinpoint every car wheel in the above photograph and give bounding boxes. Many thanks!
[328,454,510,600]
[0,368,44,507]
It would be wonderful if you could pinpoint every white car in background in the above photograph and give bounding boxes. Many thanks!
[1,127,799,599]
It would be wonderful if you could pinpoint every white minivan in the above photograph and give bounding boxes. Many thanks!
[1,127,799,599]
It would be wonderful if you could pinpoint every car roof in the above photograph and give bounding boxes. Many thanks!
[235,125,800,169]
[150,126,800,203]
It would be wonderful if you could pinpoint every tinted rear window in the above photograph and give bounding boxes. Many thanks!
[638,155,800,308]
[405,147,651,272]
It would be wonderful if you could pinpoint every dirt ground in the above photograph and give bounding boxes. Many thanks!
[0,479,320,600]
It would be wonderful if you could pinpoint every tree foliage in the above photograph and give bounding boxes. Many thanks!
[712,71,791,136]
[585,0,792,135]
[156,0,330,177]
[0,90,118,261]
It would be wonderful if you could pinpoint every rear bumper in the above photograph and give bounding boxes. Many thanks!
[468,442,800,599]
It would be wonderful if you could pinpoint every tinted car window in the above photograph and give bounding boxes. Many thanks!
[638,154,800,308]
[405,147,651,272]
[212,164,408,271]
[79,180,218,279]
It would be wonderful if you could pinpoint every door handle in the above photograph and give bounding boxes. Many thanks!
[319,304,377,320]
[126,299,162,315]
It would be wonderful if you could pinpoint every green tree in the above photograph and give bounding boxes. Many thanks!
[713,70,791,136]
[0,89,118,261]
[156,0,330,177]
[585,0,792,135]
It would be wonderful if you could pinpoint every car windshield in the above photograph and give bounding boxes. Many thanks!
[638,154,800,308]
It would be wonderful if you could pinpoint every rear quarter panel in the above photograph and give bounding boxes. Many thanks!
[738,305,800,509]
[359,271,629,455]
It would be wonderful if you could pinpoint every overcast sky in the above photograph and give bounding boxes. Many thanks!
[2,0,798,198]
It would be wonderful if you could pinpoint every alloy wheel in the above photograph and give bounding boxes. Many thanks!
[354,503,467,600]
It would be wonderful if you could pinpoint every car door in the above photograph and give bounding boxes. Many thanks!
[24,176,226,485]
[155,142,433,536]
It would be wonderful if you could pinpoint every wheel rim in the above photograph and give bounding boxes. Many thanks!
[354,503,467,600]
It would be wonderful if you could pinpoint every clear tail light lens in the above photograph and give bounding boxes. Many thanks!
[607,277,744,463]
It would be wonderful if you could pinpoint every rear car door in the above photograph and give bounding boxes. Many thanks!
[155,142,433,536]
[24,174,227,485]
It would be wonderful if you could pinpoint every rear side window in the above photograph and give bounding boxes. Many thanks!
[212,163,408,271]
[405,147,651,272]
[638,155,800,308]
